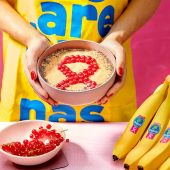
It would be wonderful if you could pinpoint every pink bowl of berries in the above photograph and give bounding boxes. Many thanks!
[0,120,66,166]
[37,40,116,105]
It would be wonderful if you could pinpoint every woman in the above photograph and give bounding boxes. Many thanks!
[0,0,160,122]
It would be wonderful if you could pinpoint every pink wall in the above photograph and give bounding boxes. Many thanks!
[0,0,170,105]
[131,0,170,105]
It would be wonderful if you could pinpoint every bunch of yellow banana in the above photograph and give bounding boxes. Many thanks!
[124,84,170,169]
[112,80,168,160]
[112,77,170,170]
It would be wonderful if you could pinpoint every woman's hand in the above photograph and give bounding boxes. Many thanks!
[24,36,58,105]
[97,39,126,105]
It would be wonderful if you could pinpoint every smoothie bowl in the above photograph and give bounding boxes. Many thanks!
[37,40,116,105]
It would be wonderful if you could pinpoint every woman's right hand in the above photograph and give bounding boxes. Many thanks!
[24,35,58,106]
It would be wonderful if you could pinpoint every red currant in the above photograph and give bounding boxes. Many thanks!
[59,137,64,142]
[46,124,52,129]
[56,83,61,88]
[23,139,29,145]
[63,71,68,75]
[92,81,97,86]
[55,133,61,138]
[70,58,76,63]
[60,86,66,90]
[39,126,43,129]
[30,134,34,139]
[64,56,69,60]
[72,79,77,84]
[86,59,91,64]
[69,80,74,85]
[88,70,94,75]
[32,129,38,135]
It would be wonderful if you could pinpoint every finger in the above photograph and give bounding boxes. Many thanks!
[32,80,49,99]
[24,66,59,105]
[26,50,39,80]
[106,69,127,97]
[37,93,56,106]
[31,80,59,105]
[46,97,58,106]
[24,67,48,99]
[97,96,108,105]
[115,48,126,77]
[36,92,57,105]
[31,82,58,106]
[101,40,126,77]
[110,43,126,77]
[26,41,49,81]
[33,86,59,106]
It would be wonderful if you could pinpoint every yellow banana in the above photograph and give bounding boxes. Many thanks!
[112,80,168,161]
[159,157,170,170]
[137,119,170,170]
[124,85,170,169]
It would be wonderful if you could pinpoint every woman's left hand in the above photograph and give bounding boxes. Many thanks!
[97,39,127,105]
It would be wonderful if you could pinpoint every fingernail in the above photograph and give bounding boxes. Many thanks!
[119,67,124,76]
[31,71,36,80]
[51,101,55,106]
[54,102,58,106]
[103,100,108,104]
[44,94,49,99]
[97,99,101,103]
[97,101,101,105]
[107,93,113,98]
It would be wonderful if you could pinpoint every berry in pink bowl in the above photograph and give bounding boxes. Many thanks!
[0,120,66,166]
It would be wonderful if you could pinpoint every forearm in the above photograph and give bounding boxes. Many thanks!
[104,0,160,44]
[0,0,43,47]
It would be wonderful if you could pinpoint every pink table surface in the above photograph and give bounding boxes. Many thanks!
[0,122,127,170]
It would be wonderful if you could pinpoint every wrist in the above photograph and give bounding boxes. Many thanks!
[26,33,49,48]
[103,31,127,44]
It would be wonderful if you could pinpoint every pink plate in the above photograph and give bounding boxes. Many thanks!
[0,120,66,166]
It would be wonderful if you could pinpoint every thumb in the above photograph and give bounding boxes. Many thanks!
[101,40,126,77]
[26,49,39,81]
[114,46,126,77]
[115,48,126,77]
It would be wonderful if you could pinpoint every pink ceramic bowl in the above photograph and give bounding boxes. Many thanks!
[0,120,66,166]
[37,40,116,105]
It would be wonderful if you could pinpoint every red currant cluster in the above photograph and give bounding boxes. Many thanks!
[1,124,65,157]
[56,55,99,90]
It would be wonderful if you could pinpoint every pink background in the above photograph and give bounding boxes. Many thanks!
[0,0,170,105]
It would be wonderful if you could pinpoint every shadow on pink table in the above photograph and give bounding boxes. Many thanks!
[61,123,126,170]
[0,150,68,170]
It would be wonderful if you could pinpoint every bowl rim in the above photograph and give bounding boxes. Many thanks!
[37,39,116,93]
[0,120,66,159]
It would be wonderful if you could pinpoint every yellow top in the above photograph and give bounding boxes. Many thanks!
[0,0,136,122]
